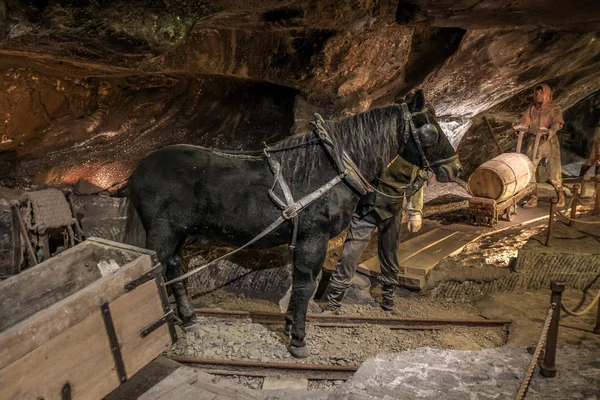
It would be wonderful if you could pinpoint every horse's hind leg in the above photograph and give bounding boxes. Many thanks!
[146,220,195,324]
[288,235,328,358]
[166,253,196,325]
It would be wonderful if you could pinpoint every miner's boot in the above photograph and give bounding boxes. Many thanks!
[380,284,396,311]
[579,164,592,177]
[556,186,566,208]
[523,186,538,208]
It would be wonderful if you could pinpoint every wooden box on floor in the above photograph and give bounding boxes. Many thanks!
[0,237,177,400]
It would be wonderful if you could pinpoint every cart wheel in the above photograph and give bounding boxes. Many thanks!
[506,204,516,221]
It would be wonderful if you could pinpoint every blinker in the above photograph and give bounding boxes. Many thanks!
[416,123,439,147]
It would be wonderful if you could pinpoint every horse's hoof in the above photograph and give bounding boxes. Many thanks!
[181,313,198,327]
[289,345,310,359]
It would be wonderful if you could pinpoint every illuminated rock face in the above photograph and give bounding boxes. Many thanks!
[0,1,599,188]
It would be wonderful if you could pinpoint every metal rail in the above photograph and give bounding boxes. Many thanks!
[194,308,512,328]
[168,356,358,380]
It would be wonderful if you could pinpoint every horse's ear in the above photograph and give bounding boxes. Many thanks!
[413,89,425,112]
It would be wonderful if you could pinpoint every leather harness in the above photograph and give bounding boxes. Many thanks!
[166,103,457,286]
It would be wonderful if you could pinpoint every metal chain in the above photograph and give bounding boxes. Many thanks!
[515,303,555,400]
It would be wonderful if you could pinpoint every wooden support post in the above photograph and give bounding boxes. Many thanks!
[545,199,557,247]
[11,203,37,267]
[483,116,503,155]
[570,184,579,227]
[594,176,600,216]
[539,281,565,378]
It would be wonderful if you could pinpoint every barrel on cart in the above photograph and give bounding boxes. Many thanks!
[468,152,535,226]
[0,237,177,400]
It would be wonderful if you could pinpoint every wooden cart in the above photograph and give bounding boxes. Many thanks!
[468,128,544,226]
[468,182,536,226]
[0,237,177,400]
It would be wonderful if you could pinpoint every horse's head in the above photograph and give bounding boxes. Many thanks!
[396,90,462,182]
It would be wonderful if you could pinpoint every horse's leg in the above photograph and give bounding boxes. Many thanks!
[146,219,195,324]
[165,253,196,325]
[288,235,328,358]
[284,299,294,336]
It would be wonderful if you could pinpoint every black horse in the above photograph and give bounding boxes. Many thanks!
[123,90,462,358]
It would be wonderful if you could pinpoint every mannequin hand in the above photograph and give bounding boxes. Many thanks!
[407,213,422,233]
[513,124,526,131]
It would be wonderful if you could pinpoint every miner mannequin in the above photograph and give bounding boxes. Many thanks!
[579,121,600,177]
[324,155,424,314]
[514,83,565,207]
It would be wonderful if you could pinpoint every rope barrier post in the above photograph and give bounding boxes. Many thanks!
[594,176,600,216]
[569,184,579,227]
[545,198,557,247]
[539,281,565,378]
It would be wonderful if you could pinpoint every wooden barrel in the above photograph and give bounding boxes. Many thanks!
[468,152,534,202]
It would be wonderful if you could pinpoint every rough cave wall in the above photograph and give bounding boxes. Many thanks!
[1,0,600,188]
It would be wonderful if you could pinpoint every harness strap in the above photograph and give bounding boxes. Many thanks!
[165,171,348,286]
[400,103,430,170]
[265,150,299,249]
[312,114,372,196]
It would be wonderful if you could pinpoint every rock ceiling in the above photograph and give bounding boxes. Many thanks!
[0,0,599,187]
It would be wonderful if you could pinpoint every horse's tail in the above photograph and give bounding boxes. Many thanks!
[121,197,146,248]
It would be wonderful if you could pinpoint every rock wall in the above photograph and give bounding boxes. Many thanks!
[1,1,599,187]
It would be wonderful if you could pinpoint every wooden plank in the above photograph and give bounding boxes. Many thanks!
[402,232,480,276]
[112,280,173,379]
[0,249,155,371]
[193,378,262,400]
[0,241,97,331]
[139,367,199,400]
[398,273,426,290]
[0,306,119,400]
[155,384,215,400]
[358,228,457,276]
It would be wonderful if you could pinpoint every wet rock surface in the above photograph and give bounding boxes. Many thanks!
[334,346,600,400]
[1,1,599,187]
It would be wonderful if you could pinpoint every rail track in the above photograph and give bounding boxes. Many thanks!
[195,308,512,330]
[171,311,511,381]
[168,356,358,380]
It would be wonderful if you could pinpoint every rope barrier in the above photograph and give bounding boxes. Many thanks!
[553,209,600,225]
[560,288,600,317]
[515,304,555,400]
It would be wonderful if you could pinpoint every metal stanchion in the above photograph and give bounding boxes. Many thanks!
[545,199,557,247]
[569,184,579,227]
[539,281,565,378]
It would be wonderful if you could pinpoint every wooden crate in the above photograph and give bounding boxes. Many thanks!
[0,237,177,400]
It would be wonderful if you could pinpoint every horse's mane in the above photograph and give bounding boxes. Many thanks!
[270,104,402,185]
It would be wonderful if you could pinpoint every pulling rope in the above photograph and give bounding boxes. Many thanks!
[515,303,556,400]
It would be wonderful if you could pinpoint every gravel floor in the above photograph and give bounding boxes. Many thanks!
[165,297,508,366]
[162,218,553,391]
